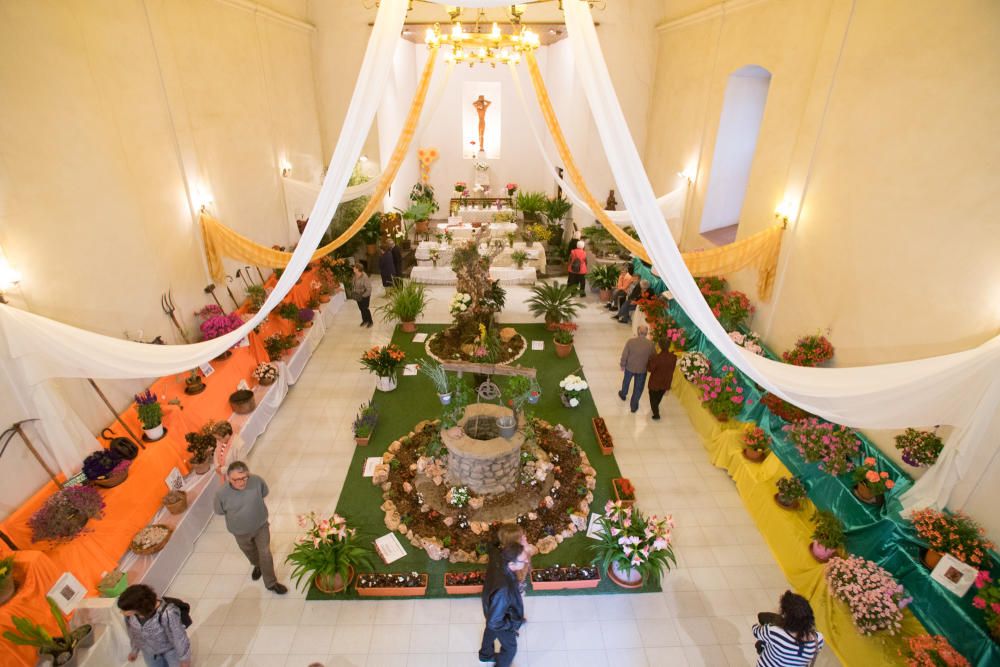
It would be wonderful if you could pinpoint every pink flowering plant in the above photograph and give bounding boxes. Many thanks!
[678,352,711,382]
[29,486,105,543]
[743,425,771,454]
[972,571,1000,640]
[199,312,244,341]
[589,500,676,587]
[826,555,912,635]
[729,330,764,356]
[783,417,861,476]
[894,428,944,467]
[692,365,748,420]
[714,290,754,331]
[782,334,835,367]
[285,511,373,592]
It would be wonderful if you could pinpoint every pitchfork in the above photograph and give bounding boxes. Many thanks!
[160,290,190,343]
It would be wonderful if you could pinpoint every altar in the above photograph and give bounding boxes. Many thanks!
[410,265,536,285]
[415,240,545,273]
[434,221,518,239]
[455,206,516,225]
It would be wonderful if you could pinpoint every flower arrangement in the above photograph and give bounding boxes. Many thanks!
[352,402,378,439]
[783,417,860,476]
[298,308,315,327]
[776,476,807,506]
[692,365,747,420]
[894,428,944,467]
[695,275,727,294]
[523,223,553,245]
[505,182,518,195]
[252,362,279,385]
[264,333,297,361]
[743,425,771,454]
[194,304,224,320]
[511,249,529,269]
[589,500,676,586]
[429,248,441,266]
[185,432,216,465]
[449,292,471,315]
[811,510,846,552]
[360,344,406,379]
[900,634,970,667]
[852,457,896,496]
[678,352,711,382]
[245,284,266,312]
[29,486,105,542]
[133,390,162,430]
[713,290,754,331]
[729,330,764,356]
[558,374,589,407]
[782,334,835,367]
[972,571,1000,640]
[285,512,373,592]
[446,486,470,508]
[199,312,244,341]
[910,509,994,568]
[82,449,129,481]
[825,555,911,635]
[454,181,467,194]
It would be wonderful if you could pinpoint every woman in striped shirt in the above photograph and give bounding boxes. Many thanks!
[752,591,824,667]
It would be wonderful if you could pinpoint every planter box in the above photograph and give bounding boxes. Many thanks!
[592,417,614,455]
[356,573,428,597]
[444,571,485,595]
[530,567,601,591]
[612,478,635,508]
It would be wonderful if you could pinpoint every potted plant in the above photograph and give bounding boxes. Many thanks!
[353,403,378,446]
[276,301,299,323]
[761,392,812,422]
[297,308,315,329]
[742,425,770,462]
[612,477,636,508]
[28,486,104,543]
[377,279,430,333]
[252,362,279,387]
[0,555,16,605]
[775,476,806,510]
[134,390,164,441]
[185,432,216,474]
[729,330,765,356]
[199,311,244,341]
[552,322,576,359]
[592,416,614,455]
[245,284,266,312]
[522,223,552,248]
[82,449,130,488]
[3,596,94,666]
[409,182,439,235]
[286,511,373,594]
[782,334,835,367]
[184,369,206,395]
[973,571,1000,642]
[851,456,896,505]
[894,428,944,467]
[360,344,406,392]
[901,635,970,667]
[419,358,452,404]
[589,264,621,302]
[527,281,582,330]
[590,501,676,588]
[510,249,529,270]
[515,191,547,223]
[264,333,296,361]
[810,510,844,563]
[541,195,573,234]
[97,569,128,599]
[558,373,589,408]
[444,570,486,595]
[678,352,711,383]
[361,212,383,254]
[355,571,428,597]
[713,291,754,332]
[692,365,747,422]
[229,389,256,414]
[911,508,994,569]
[400,201,434,241]
[783,417,860,477]
[825,555,911,635]
[530,564,601,591]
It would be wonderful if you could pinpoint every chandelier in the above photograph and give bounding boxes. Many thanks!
[424,20,540,67]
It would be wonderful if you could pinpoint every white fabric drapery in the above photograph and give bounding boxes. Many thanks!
[560,0,1000,510]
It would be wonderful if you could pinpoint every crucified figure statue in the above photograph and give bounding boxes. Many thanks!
[473,94,492,153]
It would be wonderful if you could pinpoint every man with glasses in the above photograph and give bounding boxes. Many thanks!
[213,461,287,594]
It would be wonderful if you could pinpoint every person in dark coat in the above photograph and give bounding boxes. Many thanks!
[479,536,525,666]
[389,239,403,280]
[378,242,395,287]
[614,279,652,323]
[647,342,678,420]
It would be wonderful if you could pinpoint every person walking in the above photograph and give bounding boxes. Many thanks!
[479,527,526,666]
[567,240,588,297]
[213,461,287,594]
[378,242,395,287]
[118,584,191,667]
[389,239,403,280]
[753,591,825,667]
[647,341,678,420]
[619,325,655,413]
[351,261,373,328]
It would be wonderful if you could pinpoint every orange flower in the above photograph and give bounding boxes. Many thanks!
[880,471,889,479]
[864,457,876,466]
[885,480,894,489]
[865,470,880,483]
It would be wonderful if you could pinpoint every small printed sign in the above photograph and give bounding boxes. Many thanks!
[586,513,606,540]
[403,364,419,376]
[237,379,250,391]
[412,333,428,343]
[62,472,88,489]
[531,340,544,351]
[374,533,407,564]
[165,467,184,491]
[199,362,215,377]
[48,572,87,615]
[362,457,382,478]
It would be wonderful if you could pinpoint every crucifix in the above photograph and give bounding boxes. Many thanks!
[472,94,492,153]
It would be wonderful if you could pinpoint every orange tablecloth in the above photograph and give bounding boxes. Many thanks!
[0,551,66,667]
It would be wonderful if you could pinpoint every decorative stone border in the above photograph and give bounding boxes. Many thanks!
[424,332,528,365]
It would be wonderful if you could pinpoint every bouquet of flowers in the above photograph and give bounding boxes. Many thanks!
[360,344,406,379]
[692,365,747,420]
[678,352,711,383]
[782,334,835,367]
[28,486,105,543]
[852,456,896,496]
[589,500,676,586]
[783,417,860,476]
[911,509,994,568]
[285,512,373,592]
[252,362,279,385]
[663,327,688,351]
[972,571,1000,641]
[713,291,754,331]
[200,312,244,340]
[558,374,589,407]
[505,182,518,195]
[825,555,911,635]
[894,428,944,467]
[729,330,764,356]
[454,181,467,194]
[449,292,471,315]
[900,634,970,667]
[743,425,771,454]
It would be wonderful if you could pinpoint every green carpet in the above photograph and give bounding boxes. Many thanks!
[308,322,660,599]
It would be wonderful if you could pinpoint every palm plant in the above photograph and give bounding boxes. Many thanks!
[527,281,582,326]
[589,264,621,291]
[376,279,429,325]
[399,201,434,224]
[542,196,573,242]
[515,191,548,222]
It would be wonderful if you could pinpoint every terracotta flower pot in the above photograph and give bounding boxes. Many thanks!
[612,478,635,508]
[314,567,354,594]
[923,548,943,569]
[742,447,767,462]
[853,482,882,506]
[400,321,417,333]
[599,289,611,302]
[553,341,573,358]
[354,436,370,447]
[607,563,644,589]
[809,541,837,563]
[0,576,16,606]
[319,294,331,304]
[531,568,601,591]
[356,573,428,597]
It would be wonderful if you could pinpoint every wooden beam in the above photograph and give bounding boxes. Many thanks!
[441,361,536,378]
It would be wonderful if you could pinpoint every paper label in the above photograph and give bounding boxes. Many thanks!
[199,362,215,377]
[403,364,418,376]
[237,379,250,391]
[374,533,407,564]
[412,333,428,343]
[362,457,382,478]
[531,340,544,351]
[165,467,184,491]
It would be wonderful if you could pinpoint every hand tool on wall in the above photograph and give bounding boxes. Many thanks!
[160,290,190,343]
[224,275,241,310]
[204,284,227,314]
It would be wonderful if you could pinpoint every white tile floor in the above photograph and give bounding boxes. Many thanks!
[169,283,840,666]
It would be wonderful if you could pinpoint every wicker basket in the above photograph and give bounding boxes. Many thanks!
[229,389,256,415]
[130,525,173,556]
[92,467,129,488]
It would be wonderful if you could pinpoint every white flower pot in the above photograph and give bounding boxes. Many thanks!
[143,424,165,441]
[375,375,397,392]
[609,562,644,589]
[438,392,453,405]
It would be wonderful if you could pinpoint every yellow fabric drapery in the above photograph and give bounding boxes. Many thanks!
[671,370,927,666]
[201,47,439,282]
[524,52,783,300]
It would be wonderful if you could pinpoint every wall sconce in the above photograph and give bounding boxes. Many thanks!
[677,166,696,183]
[0,248,22,304]
[775,199,797,228]
[196,186,214,213]
[280,160,292,178]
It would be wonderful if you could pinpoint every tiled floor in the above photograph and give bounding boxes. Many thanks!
[169,282,840,666]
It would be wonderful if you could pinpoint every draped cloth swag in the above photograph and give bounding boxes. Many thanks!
[520,52,784,301]
[0,0,414,472]
[201,45,438,282]
[559,0,1000,510]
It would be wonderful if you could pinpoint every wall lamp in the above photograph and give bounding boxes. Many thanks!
[0,248,22,304]
[280,160,292,178]
[774,200,797,229]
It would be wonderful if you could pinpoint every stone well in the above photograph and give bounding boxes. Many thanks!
[442,403,523,495]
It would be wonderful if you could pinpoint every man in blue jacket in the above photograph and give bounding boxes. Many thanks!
[478,541,525,665]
